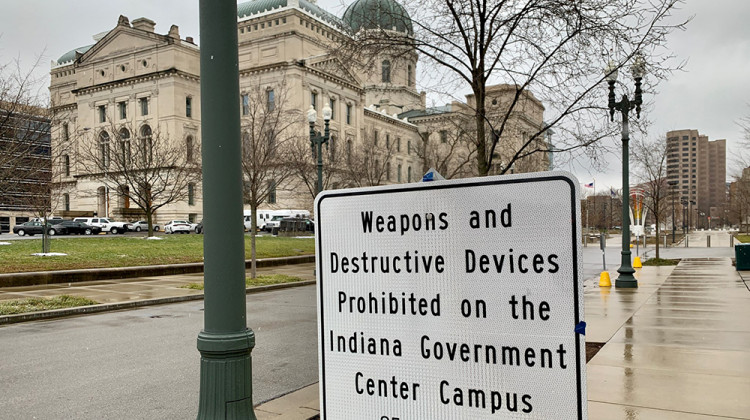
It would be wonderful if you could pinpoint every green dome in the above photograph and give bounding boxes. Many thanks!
[342,0,413,35]
[55,44,94,66]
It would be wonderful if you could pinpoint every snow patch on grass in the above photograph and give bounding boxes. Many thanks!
[31,252,68,257]
[145,236,164,240]
[0,242,11,245]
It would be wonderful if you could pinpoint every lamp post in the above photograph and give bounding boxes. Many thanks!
[605,54,645,289]
[307,105,332,195]
[681,198,687,234]
[689,200,695,232]
[668,180,678,244]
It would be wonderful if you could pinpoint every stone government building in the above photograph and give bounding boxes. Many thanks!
[49,0,549,224]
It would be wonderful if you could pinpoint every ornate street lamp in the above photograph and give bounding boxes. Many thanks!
[307,105,332,195]
[681,198,688,234]
[668,180,678,244]
[689,199,696,231]
[605,54,645,288]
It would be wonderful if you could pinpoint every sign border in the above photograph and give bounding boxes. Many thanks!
[316,173,583,419]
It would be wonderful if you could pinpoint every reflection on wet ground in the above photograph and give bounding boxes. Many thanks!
[586,258,750,419]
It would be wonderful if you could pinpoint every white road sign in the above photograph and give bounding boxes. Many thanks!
[315,172,586,419]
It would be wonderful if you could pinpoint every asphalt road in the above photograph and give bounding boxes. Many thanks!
[0,285,318,419]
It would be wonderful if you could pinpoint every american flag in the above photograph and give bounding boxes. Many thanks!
[584,182,594,188]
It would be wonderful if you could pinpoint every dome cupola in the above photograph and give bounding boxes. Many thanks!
[342,0,413,36]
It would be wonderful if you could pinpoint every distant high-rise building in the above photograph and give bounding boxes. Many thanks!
[666,129,726,229]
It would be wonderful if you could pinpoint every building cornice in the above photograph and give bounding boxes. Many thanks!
[71,68,199,96]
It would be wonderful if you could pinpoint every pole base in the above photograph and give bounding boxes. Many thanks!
[197,329,257,420]
[615,269,638,288]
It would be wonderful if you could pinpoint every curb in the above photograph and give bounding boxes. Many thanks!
[0,255,315,287]
[0,280,316,326]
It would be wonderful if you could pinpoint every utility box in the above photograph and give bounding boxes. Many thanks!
[736,243,750,271]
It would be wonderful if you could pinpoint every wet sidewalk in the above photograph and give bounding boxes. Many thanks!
[587,258,750,419]
[0,263,316,324]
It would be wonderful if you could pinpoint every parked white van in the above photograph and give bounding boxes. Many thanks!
[243,209,275,231]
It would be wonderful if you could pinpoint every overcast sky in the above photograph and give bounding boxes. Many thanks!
[1,0,748,192]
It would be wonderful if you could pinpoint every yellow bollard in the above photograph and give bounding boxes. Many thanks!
[633,256,642,268]
[599,271,611,287]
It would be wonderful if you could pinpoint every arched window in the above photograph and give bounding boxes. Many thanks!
[119,128,130,166]
[99,131,110,168]
[186,135,194,162]
[140,125,153,164]
[381,60,391,83]
[63,193,70,211]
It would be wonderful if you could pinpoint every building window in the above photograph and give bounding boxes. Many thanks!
[407,166,412,182]
[63,194,70,211]
[440,130,448,143]
[186,97,192,118]
[118,101,127,120]
[407,65,413,86]
[397,137,401,152]
[119,128,131,166]
[242,94,250,115]
[139,97,149,116]
[374,130,379,146]
[311,91,318,110]
[267,89,275,112]
[397,164,402,182]
[386,162,391,181]
[140,125,153,163]
[63,154,70,176]
[382,60,391,83]
[407,140,411,154]
[186,135,194,162]
[63,123,69,141]
[268,180,277,204]
[188,183,195,205]
[386,134,391,149]
[98,105,106,123]
[346,104,352,124]
[329,98,336,120]
[99,131,110,167]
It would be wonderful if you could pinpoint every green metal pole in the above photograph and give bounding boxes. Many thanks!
[197,1,256,418]
[616,109,637,288]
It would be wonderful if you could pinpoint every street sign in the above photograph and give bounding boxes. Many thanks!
[315,172,586,419]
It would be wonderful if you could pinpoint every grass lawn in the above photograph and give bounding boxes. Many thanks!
[182,274,306,290]
[0,235,314,274]
[0,295,99,315]
[642,258,680,266]
[736,234,750,243]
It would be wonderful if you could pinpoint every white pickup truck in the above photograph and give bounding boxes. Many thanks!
[73,217,131,234]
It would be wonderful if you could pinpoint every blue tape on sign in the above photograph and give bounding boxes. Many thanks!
[422,172,434,182]
[575,321,586,336]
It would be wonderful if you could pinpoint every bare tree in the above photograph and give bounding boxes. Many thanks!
[339,0,686,176]
[632,136,669,259]
[289,125,398,198]
[77,121,201,236]
[240,80,301,278]
[415,118,476,179]
[0,57,49,208]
